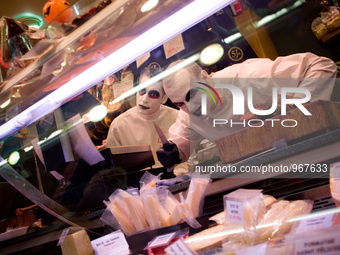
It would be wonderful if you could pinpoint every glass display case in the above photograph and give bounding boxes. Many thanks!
[0,0,339,254]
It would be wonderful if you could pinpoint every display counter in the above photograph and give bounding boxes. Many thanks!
[0,0,339,254]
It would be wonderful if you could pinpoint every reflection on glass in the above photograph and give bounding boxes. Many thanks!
[141,0,159,13]
[0,99,11,109]
[8,151,20,165]
[88,104,108,122]
[200,43,224,65]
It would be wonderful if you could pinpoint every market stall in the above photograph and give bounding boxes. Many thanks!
[0,0,339,254]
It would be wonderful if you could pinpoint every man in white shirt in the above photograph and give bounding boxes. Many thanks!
[156,52,337,168]
[106,67,189,176]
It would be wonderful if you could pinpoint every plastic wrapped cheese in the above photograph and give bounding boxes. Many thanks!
[144,195,170,228]
[263,194,277,208]
[330,162,340,207]
[141,186,171,228]
[224,189,265,230]
[103,199,137,236]
[256,199,313,242]
[185,177,211,218]
[61,229,93,255]
[105,188,150,236]
[185,224,228,252]
[209,194,277,225]
[160,189,185,226]
[121,190,149,232]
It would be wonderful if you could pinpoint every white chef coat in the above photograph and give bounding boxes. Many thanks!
[106,104,189,174]
[168,53,337,162]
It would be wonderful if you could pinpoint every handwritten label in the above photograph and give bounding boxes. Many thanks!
[57,228,70,246]
[163,34,185,59]
[91,230,129,255]
[113,72,134,98]
[294,235,340,255]
[164,239,195,255]
[296,214,334,233]
[149,232,176,249]
[226,200,243,224]
[136,52,150,68]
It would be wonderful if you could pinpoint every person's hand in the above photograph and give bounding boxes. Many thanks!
[156,142,181,168]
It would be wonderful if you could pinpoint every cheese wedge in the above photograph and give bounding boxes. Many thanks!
[61,230,93,255]
[145,195,170,228]
[122,193,149,231]
[110,204,137,236]
[185,178,210,218]
[112,197,131,220]
[263,194,277,208]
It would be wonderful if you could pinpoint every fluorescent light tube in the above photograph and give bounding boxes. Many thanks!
[0,0,232,140]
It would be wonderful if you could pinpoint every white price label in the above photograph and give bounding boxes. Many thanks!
[332,162,340,180]
[163,34,185,59]
[57,228,70,246]
[226,200,243,224]
[136,52,150,68]
[91,230,129,255]
[294,235,340,255]
[165,239,195,255]
[149,232,176,249]
[296,214,334,233]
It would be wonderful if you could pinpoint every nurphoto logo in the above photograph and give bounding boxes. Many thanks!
[197,81,312,128]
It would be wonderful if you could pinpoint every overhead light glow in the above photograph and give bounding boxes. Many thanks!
[0,0,232,140]
[200,43,224,65]
[24,146,34,152]
[0,99,11,109]
[29,24,40,29]
[223,32,242,44]
[0,159,8,167]
[13,12,44,29]
[223,0,305,45]
[88,105,108,122]
[141,0,159,13]
[185,206,340,245]
[47,129,64,140]
[9,151,20,165]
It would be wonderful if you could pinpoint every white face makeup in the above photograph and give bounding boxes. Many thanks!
[163,69,206,116]
[136,77,165,115]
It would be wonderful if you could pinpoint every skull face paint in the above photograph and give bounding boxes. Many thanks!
[136,77,165,116]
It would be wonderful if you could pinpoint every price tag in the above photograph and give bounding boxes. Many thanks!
[163,34,185,59]
[113,82,133,98]
[294,234,340,255]
[295,214,334,233]
[148,232,176,249]
[57,228,70,246]
[332,162,340,180]
[164,239,196,255]
[226,200,243,224]
[91,230,129,255]
[136,52,150,68]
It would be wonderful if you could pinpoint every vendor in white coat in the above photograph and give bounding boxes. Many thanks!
[106,67,189,176]
[156,52,337,168]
